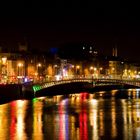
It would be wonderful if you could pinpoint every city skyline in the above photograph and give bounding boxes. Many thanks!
[0,2,140,61]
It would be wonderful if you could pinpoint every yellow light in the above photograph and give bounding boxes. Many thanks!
[76,65,80,69]
[37,63,42,67]
[34,72,38,76]
[90,66,93,70]
[100,67,103,70]
[18,63,23,67]
[2,57,7,64]
[94,67,97,71]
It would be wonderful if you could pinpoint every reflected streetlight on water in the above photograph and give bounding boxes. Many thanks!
[1,90,140,139]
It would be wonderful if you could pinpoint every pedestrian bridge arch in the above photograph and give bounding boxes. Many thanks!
[31,78,140,95]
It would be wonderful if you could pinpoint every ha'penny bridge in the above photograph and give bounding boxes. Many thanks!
[1,78,140,103]
[22,78,140,98]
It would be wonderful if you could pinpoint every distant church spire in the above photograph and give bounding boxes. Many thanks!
[112,47,118,57]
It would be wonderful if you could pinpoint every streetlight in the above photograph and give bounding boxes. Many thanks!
[76,65,80,77]
[71,65,75,78]
[99,67,103,78]
[17,63,24,83]
[93,67,97,78]
[90,66,94,77]
[17,63,23,76]
[54,64,58,76]
[111,67,115,79]
[37,63,42,81]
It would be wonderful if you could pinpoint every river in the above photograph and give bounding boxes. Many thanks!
[1,89,140,140]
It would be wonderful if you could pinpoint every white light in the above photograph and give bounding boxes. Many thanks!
[24,78,28,82]
[2,57,7,64]
[55,75,61,81]
[37,63,42,67]
[94,67,97,71]
[136,75,140,79]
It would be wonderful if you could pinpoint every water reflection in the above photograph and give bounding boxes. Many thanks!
[0,103,10,140]
[1,89,140,139]
[32,99,43,140]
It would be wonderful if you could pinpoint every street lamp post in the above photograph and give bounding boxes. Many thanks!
[76,65,80,77]
[99,67,103,78]
[17,63,23,83]
[90,66,93,78]
[37,63,42,82]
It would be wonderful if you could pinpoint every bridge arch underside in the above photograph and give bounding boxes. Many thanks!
[34,82,139,97]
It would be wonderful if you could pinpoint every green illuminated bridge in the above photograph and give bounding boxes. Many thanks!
[22,78,140,98]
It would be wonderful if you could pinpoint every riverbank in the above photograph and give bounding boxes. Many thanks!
[0,84,22,104]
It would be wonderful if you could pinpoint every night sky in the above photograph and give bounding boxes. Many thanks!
[0,2,140,61]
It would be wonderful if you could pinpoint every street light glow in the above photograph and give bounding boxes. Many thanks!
[18,63,23,67]
[2,57,7,65]
[76,65,80,69]
[90,66,93,70]
[94,67,97,71]
[37,63,42,67]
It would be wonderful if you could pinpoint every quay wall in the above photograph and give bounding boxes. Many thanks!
[0,84,22,103]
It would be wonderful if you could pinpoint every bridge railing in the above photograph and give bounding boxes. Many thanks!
[24,78,140,93]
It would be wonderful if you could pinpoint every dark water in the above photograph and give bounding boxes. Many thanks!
[1,89,140,140]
